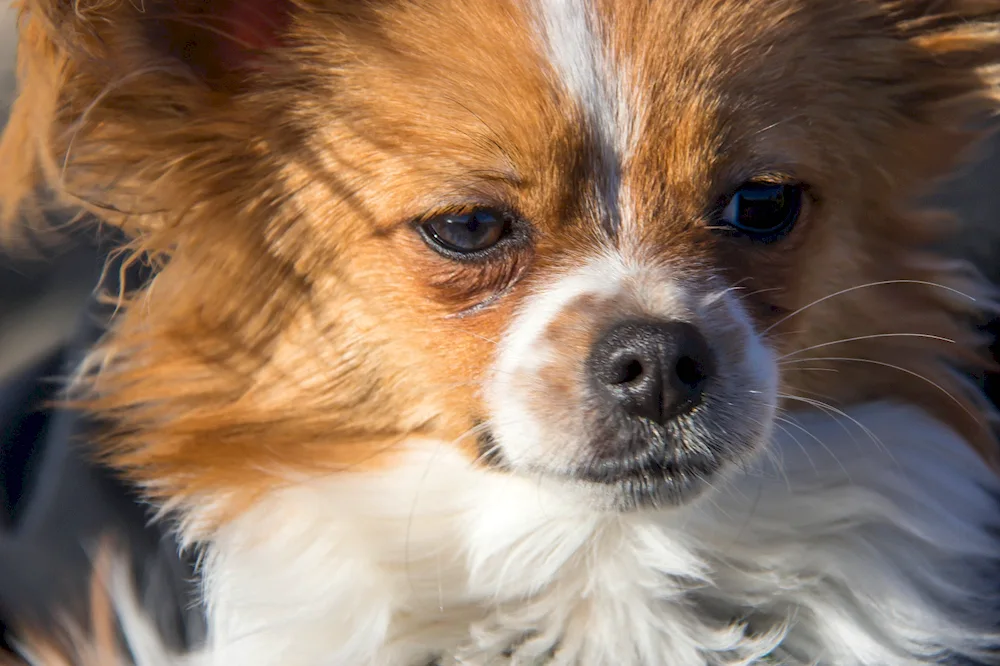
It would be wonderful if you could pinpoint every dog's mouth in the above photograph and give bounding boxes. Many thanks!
[476,420,734,511]
[572,443,722,509]
[585,469,716,511]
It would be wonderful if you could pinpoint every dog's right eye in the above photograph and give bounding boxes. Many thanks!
[419,208,510,255]
[718,182,803,242]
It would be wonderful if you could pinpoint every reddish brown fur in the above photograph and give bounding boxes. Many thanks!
[530,293,634,439]
[1,0,1000,533]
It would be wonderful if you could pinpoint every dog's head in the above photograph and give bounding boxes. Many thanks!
[3,0,999,521]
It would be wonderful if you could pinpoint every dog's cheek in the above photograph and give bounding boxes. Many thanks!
[316,248,508,453]
[391,302,517,451]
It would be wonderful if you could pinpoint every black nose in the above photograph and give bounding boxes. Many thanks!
[588,320,714,424]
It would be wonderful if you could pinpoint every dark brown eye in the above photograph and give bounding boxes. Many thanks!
[720,182,803,241]
[421,208,508,254]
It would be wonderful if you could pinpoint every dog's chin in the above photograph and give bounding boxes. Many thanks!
[558,450,736,512]
[480,429,756,513]
[572,451,724,512]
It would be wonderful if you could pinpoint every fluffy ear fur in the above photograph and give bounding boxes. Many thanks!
[0,0,313,357]
[865,0,1000,188]
[0,2,319,491]
[882,1,1000,106]
[0,0,296,248]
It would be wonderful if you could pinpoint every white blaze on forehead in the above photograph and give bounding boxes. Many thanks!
[535,0,644,237]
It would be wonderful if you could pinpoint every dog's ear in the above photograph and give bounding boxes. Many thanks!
[828,0,1000,201]
[0,0,298,245]
[883,1,1000,108]
[875,1,1000,143]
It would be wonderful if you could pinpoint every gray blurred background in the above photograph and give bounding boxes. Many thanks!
[0,6,998,382]
[0,5,103,380]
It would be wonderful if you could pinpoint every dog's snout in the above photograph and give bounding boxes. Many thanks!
[589,320,714,424]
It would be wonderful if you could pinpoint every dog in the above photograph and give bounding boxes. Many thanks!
[3,0,1000,664]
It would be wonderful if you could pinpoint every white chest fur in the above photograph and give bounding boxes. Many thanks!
[189,403,1000,666]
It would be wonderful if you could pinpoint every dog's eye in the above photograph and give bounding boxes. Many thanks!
[720,182,803,240]
[421,209,508,254]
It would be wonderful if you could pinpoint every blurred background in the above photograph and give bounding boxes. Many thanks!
[0,6,105,380]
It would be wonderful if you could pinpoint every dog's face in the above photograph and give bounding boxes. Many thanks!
[3,0,998,519]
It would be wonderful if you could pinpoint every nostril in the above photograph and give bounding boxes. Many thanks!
[589,319,714,426]
[674,355,706,389]
[614,358,645,385]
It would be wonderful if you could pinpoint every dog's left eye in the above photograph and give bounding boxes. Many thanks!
[719,182,803,240]
[420,209,509,254]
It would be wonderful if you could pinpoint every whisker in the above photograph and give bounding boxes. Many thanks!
[743,414,793,492]
[457,329,501,346]
[729,277,752,290]
[777,333,954,361]
[780,393,893,463]
[741,286,785,300]
[779,356,980,424]
[754,115,802,136]
[772,415,818,475]
[724,469,767,553]
[775,414,851,479]
[762,280,976,335]
[408,325,501,347]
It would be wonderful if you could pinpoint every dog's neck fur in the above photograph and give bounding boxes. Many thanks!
[164,402,1000,666]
